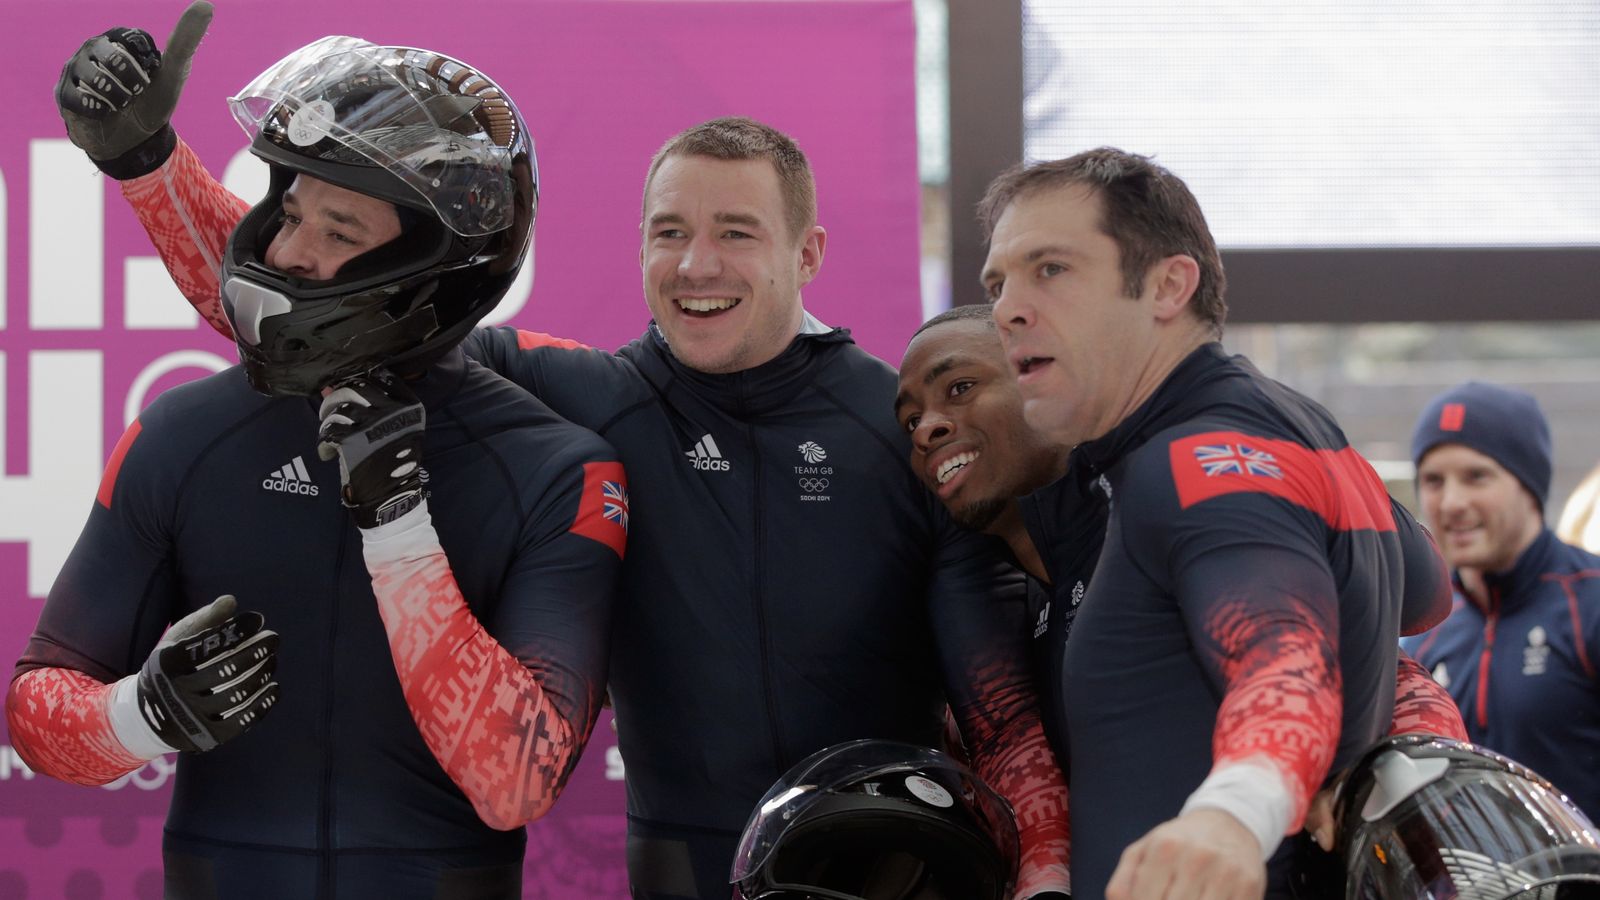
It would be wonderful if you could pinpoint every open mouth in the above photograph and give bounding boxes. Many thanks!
[936,451,979,486]
[1016,356,1053,376]
[676,297,741,318]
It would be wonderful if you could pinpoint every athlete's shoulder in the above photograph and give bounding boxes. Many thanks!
[450,362,619,460]
[815,339,898,393]
[128,367,274,457]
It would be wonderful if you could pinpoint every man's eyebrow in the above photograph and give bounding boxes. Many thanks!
[323,208,372,233]
[980,244,1079,285]
[714,212,763,229]
[923,355,964,385]
[647,212,686,229]
[892,354,968,415]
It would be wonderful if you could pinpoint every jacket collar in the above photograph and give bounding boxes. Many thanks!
[637,312,855,417]
[1468,527,1562,611]
[1071,341,1241,477]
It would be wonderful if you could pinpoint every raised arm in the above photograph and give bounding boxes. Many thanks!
[56,3,245,339]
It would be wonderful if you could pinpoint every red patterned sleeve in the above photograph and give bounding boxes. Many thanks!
[930,538,1070,897]
[962,692,1073,898]
[356,443,621,830]
[5,668,144,786]
[1200,598,1342,833]
[360,515,592,829]
[1390,651,1467,739]
[120,136,249,340]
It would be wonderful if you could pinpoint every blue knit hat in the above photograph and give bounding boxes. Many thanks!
[1411,381,1553,510]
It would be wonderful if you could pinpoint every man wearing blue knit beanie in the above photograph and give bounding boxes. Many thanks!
[1402,381,1600,821]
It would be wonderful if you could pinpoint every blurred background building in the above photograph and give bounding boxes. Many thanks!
[914,0,1600,514]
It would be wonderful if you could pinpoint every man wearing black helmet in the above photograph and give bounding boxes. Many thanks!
[70,5,1073,899]
[7,16,623,899]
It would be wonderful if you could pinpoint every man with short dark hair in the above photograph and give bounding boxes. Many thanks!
[978,147,1455,899]
[1403,381,1600,822]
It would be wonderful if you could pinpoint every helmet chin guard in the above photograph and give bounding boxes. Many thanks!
[219,36,536,396]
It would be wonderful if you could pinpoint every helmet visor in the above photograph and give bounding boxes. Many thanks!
[731,740,1018,885]
[229,36,522,237]
[1348,764,1600,900]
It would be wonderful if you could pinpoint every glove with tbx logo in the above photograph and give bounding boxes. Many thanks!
[134,594,280,753]
[317,370,427,529]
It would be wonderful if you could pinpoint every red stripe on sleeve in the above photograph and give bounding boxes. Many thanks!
[569,461,628,559]
[97,420,144,510]
[515,330,593,351]
[1169,432,1397,532]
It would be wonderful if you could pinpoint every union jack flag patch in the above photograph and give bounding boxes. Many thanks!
[1192,443,1284,479]
[602,480,629,531]
[571,460,629,559]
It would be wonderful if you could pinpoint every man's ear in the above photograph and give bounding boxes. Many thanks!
[797,225,827,287]
[1149,254,1200,322]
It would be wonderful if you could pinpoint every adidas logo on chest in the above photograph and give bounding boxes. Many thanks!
[685,433,731,472]
[262,455,321,497]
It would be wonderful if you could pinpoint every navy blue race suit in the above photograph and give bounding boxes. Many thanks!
[1019,342,1453,899]
[10,350,621,899]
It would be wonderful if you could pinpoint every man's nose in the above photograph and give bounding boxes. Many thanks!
[913,412,955,450]
[267,228,319,278]
[1438,479,1469,514]
[991,285,1031,335]
[678,234,723,279]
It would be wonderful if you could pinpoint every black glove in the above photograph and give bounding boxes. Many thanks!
[56,1,213,179]
[136,595,280,753]
[317,371,427,529]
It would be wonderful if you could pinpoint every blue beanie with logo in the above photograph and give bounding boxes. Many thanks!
[1411,381,1553,510]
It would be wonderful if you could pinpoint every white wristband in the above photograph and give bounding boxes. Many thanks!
[106,674,176,760]
[1180,757,1295,861]
[357,498,438,565]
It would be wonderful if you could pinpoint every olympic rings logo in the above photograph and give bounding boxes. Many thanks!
[798,478,830,493]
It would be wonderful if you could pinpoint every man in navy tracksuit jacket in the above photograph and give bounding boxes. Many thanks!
[1403,382,1600,821]
[112,111,1071,897]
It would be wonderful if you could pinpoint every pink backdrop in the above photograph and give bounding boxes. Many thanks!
[0,1,920,895]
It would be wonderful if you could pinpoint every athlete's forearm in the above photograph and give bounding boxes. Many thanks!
[120,135,247,340]
[1192,602,1342,851]
[1390,651,1466,739]
[5,667,148,786]
[956,677,1071,898]
[359,505,587,830]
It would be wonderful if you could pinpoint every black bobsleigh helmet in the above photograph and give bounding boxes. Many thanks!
[1335,735,1600,900]
[220,35,536,396]
[730,739,1020,900]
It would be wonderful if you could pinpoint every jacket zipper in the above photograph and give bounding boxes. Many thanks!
[749,425,785,769]
[317,524,350,899]
[1474,585,1500,731]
